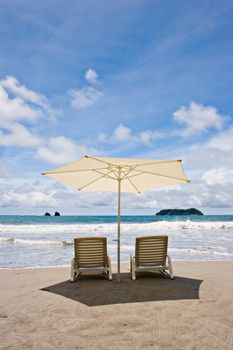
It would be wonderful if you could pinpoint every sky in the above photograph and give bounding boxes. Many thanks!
[0,0,233,215]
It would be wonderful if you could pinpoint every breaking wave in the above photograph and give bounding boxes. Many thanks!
[0,237,73,246]
[0,217,233,267]
[0,220,232,235]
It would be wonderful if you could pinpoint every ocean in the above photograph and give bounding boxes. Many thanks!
[0,215,233,268]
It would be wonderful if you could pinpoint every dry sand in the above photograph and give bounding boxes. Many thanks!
[0,261,233,350]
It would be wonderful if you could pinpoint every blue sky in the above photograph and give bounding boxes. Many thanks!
[0,0,233,215]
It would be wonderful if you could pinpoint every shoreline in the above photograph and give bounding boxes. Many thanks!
[0,261,233,349]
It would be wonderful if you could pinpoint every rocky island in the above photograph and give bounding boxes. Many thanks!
[44,212,61,216]
[156,208,203,216]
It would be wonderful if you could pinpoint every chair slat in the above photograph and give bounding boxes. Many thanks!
[135,236,168,266]
[74,237,108,268]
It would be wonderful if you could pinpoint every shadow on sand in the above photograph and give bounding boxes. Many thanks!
[41,272,203,307]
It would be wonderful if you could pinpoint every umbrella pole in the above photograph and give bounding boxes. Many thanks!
[117,178,121,283]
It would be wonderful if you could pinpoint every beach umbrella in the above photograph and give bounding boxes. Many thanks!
[42,155,190,283]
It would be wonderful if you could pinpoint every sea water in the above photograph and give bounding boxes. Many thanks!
[0,215,232,268]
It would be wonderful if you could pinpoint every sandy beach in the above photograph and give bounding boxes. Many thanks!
[0,261,233,350]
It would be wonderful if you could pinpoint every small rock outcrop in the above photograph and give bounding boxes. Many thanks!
[156,208,203,216]
[44,212,51,216]
[54,212,61,216]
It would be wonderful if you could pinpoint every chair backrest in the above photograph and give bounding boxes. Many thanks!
[135,235,168,266]
[74,237,108,268]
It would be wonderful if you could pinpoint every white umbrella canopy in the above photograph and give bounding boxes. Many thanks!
[42,155,190,282]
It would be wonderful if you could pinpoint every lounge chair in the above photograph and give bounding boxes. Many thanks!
[130,235,174,280]
[70,237,112,282]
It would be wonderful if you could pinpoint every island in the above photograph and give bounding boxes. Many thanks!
[155,208,203,216]
[44,212,51,216]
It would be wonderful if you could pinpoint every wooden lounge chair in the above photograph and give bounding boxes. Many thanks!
[130,235,174,280]
[70,237,112,282]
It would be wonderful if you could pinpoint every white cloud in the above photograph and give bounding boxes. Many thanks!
[85,69,98,84]
[0,85,41,126]
[113,124,132,141]
[2,188,58,208]
[0,177,115,213]
[202,168,233,185]
[99,124,163,145]
[69,86,103,109]
[206,126,233,151]
[0,75,60,149]
[179,126,233,173]
[69,68,102,109]
[141,118,233,212]
[35,136,100,165]
[173,101,224,136]
[1,76,48,108]
[186,195,203,207]
[0,76,59,121]
[0,123,42,147]
[138,130,163,145]
[0,180,60,209]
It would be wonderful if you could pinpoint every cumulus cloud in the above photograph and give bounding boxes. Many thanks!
[112,124,132,141]
[0,75,103,167]
[69,86,103,109]
[180,125,233,172]
[202,168,233,185]
[173,101,224,136]
[69,68,102,109]
[0,180,60,209]
[1,76,48,108]
[141,113,233,212]
[2,188,58,208]
[85,68,99,84]
[0,174,116,212]
[159,180,233,210]
[0,76,59,121]
[138,130,163,145]
[35,136,100,165]
[0,75,59,148]
[99,124,163,145]
[206,126,233,151]
[0,85,41,125]
[0,123,41,147]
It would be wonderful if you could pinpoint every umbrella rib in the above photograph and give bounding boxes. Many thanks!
[86,155,182,168]
[120,166,136,180]
[134,160,182,166]
[93,169,117,180]
[84,156,128,179]
[121,170,141,194]
[42,167,108,175]
[42,159,184,176]
[126,169,190,182]
[77,170,116,191]
[84,155,113,167]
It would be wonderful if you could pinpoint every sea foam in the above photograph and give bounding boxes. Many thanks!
[0,218,232,267]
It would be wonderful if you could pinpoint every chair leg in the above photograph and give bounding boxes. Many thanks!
[131,257,136,280]
[108,256,112,281]
[167,255,174,279]
[70,258,76,282]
